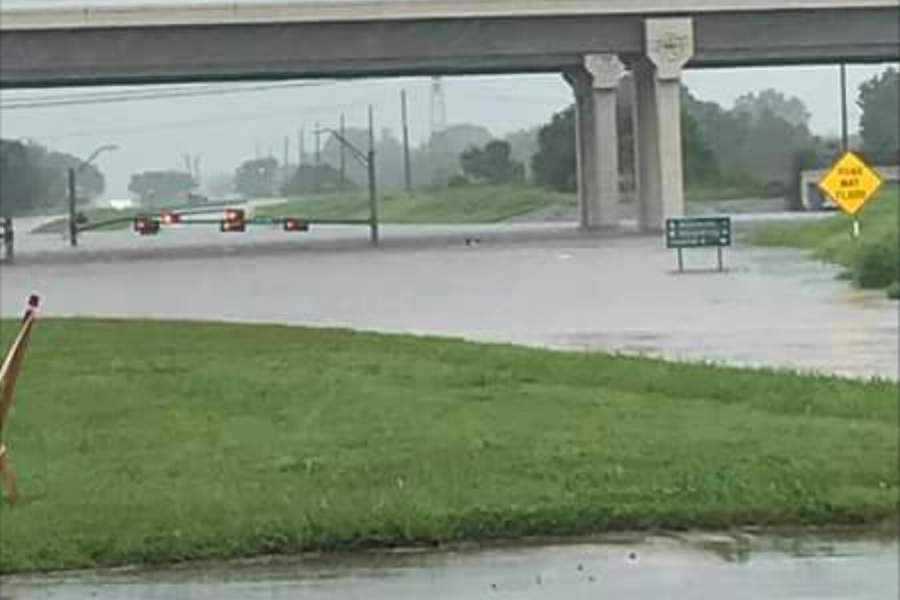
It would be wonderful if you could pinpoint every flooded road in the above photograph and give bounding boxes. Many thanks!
[3,532,897,599]
[1,224,897,597]
[1,223,897,379]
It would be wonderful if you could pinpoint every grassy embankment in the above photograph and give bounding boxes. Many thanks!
[0,319,896,572]
[256,185,576,223]
[749,186,899,298]
[30,183,771,234]
[30,207,142,234]
[258,184,769,222]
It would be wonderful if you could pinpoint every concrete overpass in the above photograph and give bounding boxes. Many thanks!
[2,0,898,231]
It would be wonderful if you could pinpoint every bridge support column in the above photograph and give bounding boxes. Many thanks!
[583,54,625,229]
[565,70,597,229]
[634,18,694,232]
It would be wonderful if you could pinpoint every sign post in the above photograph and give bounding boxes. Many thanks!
[665,217,731,273]
[818,152,884,238]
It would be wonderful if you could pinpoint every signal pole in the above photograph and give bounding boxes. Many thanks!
[401,90,412,193]
[839,63,849,153]
[339,114,346,187]
[314,122,322,192]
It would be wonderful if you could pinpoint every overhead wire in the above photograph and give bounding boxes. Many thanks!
[0,80,339,110]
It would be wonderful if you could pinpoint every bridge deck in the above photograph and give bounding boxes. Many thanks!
[2,0,897,30]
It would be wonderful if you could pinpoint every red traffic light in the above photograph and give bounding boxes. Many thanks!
[224,208,245,223]
[160,210,181,225]
[221,207,246,232]
[133,217,160,235]
[283,217,309,232]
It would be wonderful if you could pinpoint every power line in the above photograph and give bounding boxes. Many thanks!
[0,80,338,110]
[32,99,385,141]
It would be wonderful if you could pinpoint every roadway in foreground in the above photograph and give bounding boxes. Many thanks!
[4,532,897,600]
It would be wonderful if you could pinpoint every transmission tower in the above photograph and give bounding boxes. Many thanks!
[429,76,447,145]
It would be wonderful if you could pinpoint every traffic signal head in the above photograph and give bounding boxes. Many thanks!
[224,208,245,223]
[221,207,246,232]
[160,210,181,225]
[133,217,160,235]
[283,217,309,232]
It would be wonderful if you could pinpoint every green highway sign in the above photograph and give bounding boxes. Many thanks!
[665,217,731,272]
[665,217,731,249]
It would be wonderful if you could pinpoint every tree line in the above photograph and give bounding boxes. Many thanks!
[0,140,104,217]
[2,68,895,215]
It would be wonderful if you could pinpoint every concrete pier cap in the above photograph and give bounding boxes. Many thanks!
[645,17,695,78]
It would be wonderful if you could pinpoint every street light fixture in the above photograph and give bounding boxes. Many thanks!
[313,106,378,245]
[68,144,118,247]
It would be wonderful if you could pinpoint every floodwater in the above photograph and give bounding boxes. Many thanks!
[1,222,898,596]
[2,532,897,599]
[1,221,897,379]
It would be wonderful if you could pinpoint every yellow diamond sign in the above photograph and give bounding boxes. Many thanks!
[818,152,883,215]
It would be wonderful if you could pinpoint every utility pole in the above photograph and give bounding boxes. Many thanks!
[839,63,849,153]
[339,114,347,188]
[401,90,412,193]
[314,122,322,192]
[282,135,290,186]
[192,155,201,188]
[368,104,378,245]
[67,167,77,247]
[298,127,306,166]
[67,144,117,248]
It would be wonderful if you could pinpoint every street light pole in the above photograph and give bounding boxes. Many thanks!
[313,110,379,246]
[67,167,77,247]
[367,105,378,246]
[839,63,849,153]
[68,144,117,247]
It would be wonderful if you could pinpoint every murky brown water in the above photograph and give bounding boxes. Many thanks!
[1,223,897,379]
[1,224,898,596]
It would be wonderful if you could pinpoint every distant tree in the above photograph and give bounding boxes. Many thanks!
[0,139,105,216]
[531,105,577,192]
[858,67,900,157]
[503,127,541,179]
[459,140,525,185]
[0,139,40,217]
[234,157,279,198]
[128,170,196,207]
[681,110,720,185]
[734,89,811,128]
[414,124,493,187]
[684,87,815,191]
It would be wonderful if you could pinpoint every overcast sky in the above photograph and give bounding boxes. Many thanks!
[1,1,896,198]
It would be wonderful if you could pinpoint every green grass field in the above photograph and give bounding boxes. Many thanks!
[30,183,772,234]
[31,207,141,234]
[749,186,899,297]
[256,185,577,223]
[0,319,896,573]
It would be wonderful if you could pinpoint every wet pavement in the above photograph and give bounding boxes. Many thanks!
[3,532,897,599]
[1,222,897,379]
